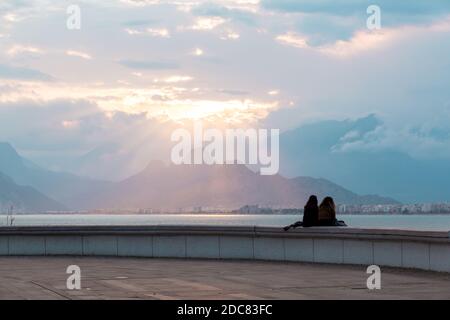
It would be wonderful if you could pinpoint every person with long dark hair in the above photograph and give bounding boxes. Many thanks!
[283,195,319,231]
[318,196,336,225]
[302,195,319,227]
[318,196,347,226]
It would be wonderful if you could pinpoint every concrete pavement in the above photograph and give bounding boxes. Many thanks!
[0,257,449,299]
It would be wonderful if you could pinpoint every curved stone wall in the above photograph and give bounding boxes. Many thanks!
[0,226,449,272]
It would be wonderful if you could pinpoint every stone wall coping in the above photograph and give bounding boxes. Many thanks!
[0,226,448,243]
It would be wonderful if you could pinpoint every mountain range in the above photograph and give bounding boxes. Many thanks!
[0,171,65,213]
[0,142,109,209]
[20,114,449,204]
[0,142,397,212]
[83,161,397,210]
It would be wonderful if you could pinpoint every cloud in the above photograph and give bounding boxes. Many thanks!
[318,30,394,57]
[0,80,277,124]
[322,16,450,57]
[146,28,170,37]
[2,13,22,23]
[293,14,358,46]
[0,98,171,178]
[119,59,180,70]
[276,32,309,48]
[263,0,450,46]
[125,27,170,37]
[220,30,240,40]
[191,2,258,25]
[2,0,450,173]
[191,48,204,56]
[276,27,393,57]
[61,120,80,129]
[0,64,52,81]
[6,45,44,56]
[191,17,226,30]
[158,75,193,83]
[65,50,93,60]
[332,123,450,160]
[276,17,450,57]
[118,0,163,6]
[0,96,277,179]
[0,0,59,25]
[124,28,143,35]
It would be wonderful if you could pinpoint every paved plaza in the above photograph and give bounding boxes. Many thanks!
[0,257,449,299]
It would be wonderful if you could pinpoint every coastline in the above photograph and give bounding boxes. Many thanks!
[3,212,450,216]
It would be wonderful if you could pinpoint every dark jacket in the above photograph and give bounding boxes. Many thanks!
[303,204,319,227]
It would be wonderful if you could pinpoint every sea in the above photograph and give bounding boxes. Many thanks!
[1,214,450,231]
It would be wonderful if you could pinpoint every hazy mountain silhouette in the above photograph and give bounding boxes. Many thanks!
[0,142,397,210]
[0,142,111,209]
[83,161,398,210]
[0,171,66,212]
[279,115,450,203]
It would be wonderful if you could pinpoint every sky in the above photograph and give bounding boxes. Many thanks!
[0,0,450,179]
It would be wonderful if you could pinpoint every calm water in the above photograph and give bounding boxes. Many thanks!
[1,214,450,231]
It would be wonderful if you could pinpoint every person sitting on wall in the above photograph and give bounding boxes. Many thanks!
[283,195,319,231]
[317,196,347,227]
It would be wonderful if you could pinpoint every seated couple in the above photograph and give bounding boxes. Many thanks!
[283,196,347,231]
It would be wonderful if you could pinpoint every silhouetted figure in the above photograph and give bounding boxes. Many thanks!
[303,195,319,227]
[318,196,347,227]
[283,195,319,231]
[318,196,336,225]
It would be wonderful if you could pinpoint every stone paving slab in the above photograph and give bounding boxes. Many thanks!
[0,257,449,300]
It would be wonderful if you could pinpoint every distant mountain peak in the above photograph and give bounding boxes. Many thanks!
[84,162,398,210]
[0,171,66,212]
[0,142,21,159]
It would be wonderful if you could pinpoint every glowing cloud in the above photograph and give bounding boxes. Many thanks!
[276,27,418,58]
[66,50,92,60]
[7,45,44,56]
[3,14,20,23]
[0,80,278,123]
[191,17,226,30]
[221,30,240,40]
[276,32,309,49]
[61,120,80,129]
[125,27,170,37]
[124,28,142,35]
[160,76,194,83]
[268,90,279,96]
[192,48,204,56]
[319,30,394,57]
[146,28,170,37]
